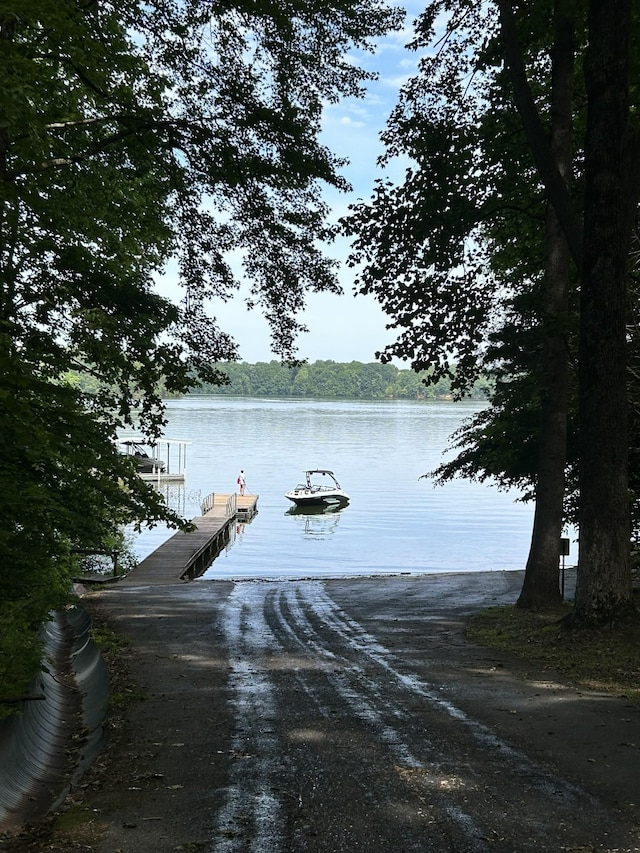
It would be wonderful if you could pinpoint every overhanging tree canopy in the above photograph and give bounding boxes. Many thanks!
[3,0,403,414]
[0,0,402,660]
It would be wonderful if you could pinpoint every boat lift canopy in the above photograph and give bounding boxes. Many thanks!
[115,436,191,482]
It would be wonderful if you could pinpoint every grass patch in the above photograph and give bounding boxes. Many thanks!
[84,598,147,709]
[91,623,129,656]
[43,806,109,850]
[467,605,640,703]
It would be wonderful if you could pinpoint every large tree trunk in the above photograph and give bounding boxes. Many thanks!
[517,215,570,609]
[516,1,572,611]
[574,0,635,625]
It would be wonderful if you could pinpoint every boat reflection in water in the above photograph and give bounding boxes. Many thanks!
[285,502,346,538]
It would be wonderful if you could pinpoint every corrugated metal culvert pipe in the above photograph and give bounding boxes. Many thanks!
[0,605,109,832]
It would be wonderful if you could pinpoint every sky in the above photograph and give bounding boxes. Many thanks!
[158,3,429,365]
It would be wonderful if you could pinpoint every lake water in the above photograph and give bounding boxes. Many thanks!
[127,397,572,581]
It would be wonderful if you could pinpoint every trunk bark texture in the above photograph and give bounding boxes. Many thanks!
[517,2,573,610]
[575,0,634,624]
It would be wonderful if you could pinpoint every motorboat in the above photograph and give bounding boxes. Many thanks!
[285,469,350,507]
[117,439,166,473]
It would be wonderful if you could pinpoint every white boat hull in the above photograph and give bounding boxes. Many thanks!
[284,488,350,507]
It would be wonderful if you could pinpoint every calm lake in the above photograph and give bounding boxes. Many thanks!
[127,397,574,581]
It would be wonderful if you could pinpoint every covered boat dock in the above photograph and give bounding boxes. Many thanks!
[115,436,191,483]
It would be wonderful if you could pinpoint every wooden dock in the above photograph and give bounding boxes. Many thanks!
[200,492,259,522]
[122,492,258,584]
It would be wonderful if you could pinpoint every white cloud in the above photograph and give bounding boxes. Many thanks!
[338,115,366,128]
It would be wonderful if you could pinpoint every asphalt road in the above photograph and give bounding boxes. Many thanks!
[42,571,640,852]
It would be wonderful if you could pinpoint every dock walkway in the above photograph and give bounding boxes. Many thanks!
[122,492,258,585]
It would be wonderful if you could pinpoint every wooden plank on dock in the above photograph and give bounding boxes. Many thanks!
[122,518,231,584]
[122,493,258,585]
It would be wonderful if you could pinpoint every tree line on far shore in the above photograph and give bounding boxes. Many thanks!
[192,360,492,400]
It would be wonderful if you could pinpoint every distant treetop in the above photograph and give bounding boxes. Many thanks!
[191,360,492,400]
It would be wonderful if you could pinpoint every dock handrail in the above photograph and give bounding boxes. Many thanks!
[200,492,238,518]
[200,492,216,515]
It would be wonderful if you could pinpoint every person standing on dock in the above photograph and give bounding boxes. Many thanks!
[237,469,246,496]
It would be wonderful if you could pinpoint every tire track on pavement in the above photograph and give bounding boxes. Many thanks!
[213,583,283,853]
[213,580,626,852]
[279,582,612,848]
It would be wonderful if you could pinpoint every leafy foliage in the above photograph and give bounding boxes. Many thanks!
[343,1,570,455]
[0,342,186,639]
[192,359,492,399]
[431,355,579,510]
[343,2,568,397]
[2,0,403,425]
[0,601,44,720]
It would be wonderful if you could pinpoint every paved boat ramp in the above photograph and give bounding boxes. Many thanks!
[122,492,258,584]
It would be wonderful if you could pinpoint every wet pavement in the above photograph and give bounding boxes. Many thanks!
[37,571,640,851]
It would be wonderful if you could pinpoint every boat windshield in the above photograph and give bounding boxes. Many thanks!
[305,470,341,489]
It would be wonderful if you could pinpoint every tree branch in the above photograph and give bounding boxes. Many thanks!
[496,0,583,268]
